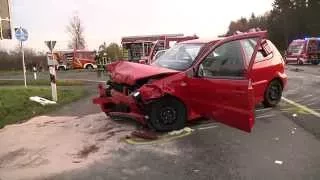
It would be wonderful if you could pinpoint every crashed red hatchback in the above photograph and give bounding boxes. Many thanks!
[93,31,287,132]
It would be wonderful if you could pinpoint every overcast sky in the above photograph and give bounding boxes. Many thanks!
[0,0,273,51]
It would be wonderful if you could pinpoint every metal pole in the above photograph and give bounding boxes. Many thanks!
[0,17,3,40]
[142,42,145,57]
[21,39,27,88]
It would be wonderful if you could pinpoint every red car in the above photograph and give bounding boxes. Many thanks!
[93,31,287,133]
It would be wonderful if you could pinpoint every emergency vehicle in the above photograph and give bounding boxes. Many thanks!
[121,34,199,64]
[48,50,97,70]
[285,38,320,65]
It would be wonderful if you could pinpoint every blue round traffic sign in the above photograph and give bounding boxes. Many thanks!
[15,28,28,42]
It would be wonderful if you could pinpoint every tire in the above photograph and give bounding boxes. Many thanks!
[298,60,303,65]
[58,66,66,71]
[311,61,320,65]
[263,80,283,107]
[86,64,94,70]
[149,97,186,132]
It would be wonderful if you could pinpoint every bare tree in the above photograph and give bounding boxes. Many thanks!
[66,15,86,49]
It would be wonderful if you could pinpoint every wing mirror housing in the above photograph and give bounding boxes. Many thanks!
[259,39,272,57]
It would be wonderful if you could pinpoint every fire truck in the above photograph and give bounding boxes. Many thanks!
[121,34,199,64]
[51,50,98,70]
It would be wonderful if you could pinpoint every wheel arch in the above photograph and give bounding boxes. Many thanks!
[84,63,94,69]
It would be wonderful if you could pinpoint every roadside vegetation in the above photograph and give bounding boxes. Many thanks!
[0,86,87,128]
[227,0,320,51]
[0,79,84,86]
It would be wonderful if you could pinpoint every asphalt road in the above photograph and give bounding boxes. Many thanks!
[1,65,320,180]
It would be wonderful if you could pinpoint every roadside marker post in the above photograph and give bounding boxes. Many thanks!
[33,66,37,80]
[14,27,28,88]
[45,40,57,102]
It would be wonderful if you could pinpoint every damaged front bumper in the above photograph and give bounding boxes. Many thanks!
[92,83,147,125]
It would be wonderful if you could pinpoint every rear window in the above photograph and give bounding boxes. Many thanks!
[288,41,304,54]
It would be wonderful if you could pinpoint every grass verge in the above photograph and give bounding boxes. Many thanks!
[0,79,84,86]
[0,86,87,128]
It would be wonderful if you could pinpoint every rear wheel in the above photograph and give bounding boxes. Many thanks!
[263,80,283,107]
[58,66,66,71]
[86,64,94,70]
[149,97,186,132]
[311,61,320,65]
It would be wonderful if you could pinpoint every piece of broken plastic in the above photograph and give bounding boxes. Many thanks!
[168,127,194,136]
[274,160,283,165]
[29,96,57,106]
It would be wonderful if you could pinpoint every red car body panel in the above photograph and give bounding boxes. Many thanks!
[107,61,179,85]
[93,31,287,133]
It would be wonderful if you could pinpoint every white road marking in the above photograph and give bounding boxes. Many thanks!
[256,114,275,119]
[282,97,320,118]
[198,125,218,130]
[300,94,313,99]
[61,78,106,83]
[255,108,272,112]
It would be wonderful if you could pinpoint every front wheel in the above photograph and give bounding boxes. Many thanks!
[86,64,94,70]
[149,97,186,132]
[263,80,283,107]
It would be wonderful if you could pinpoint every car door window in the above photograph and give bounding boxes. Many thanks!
[241,38,259,64]
[199,40,245,77]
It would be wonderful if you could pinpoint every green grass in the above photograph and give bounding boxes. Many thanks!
[0,79,84,86]
[0,86,87,128]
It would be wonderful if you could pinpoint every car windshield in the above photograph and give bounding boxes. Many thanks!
[287,42,304,54]
[152,43,203,71]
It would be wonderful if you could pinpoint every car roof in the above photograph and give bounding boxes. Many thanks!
[181,37,225,44]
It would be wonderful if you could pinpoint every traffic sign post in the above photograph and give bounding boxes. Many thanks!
[45,40,57,102]
[15,27,28,88]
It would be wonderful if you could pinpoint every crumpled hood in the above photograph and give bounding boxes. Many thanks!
[107,61,179,85]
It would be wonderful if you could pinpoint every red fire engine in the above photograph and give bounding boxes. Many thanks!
[51,49,97,70]
[121,34,199,64]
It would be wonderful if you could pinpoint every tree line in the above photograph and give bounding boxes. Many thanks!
[226,0,320,51]
[0,47,46,71]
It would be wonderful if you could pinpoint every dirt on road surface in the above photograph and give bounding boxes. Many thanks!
[0,112,135,180]
[0,86,135,180]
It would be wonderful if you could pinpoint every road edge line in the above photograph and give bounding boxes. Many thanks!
[282,97,320,118]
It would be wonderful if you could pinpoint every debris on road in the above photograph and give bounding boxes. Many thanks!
[274,137,280,141]
[168,127,194,136]
[274,160,283,165]
[77,145,99,159]
[29,96,56,106]
[193,169,200,173]
[131,130,158,140]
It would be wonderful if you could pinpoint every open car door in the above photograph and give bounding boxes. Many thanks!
[187,31,267,132]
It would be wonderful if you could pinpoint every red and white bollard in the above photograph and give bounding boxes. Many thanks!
[49,66,57,102]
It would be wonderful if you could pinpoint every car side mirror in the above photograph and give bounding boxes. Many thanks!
[259,40,272,57]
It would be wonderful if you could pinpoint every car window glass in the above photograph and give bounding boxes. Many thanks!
[241,38,258,65]
[199,40,245,77]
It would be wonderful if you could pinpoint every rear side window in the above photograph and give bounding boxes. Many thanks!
[241,38,267,63]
